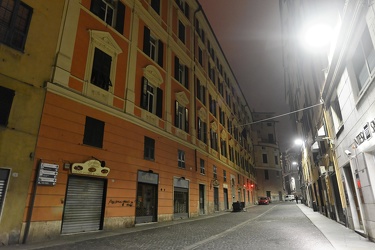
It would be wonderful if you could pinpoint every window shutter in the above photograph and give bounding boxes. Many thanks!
[185,107,189,133]
[158,40,164,67]
[151,0,160,14]
[184,65,189,89]
[175,101,179,127]
[141,77,148,109]
[0,86,15,127]
[204,123,207,143]
[143,26,151,55]
[156,87,163,118]
[174,56,179,80]
[115,1,125,34]
[184,2,190,18]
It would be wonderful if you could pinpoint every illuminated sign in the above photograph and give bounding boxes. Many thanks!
[71,160,110,177]
[354,119,375,146]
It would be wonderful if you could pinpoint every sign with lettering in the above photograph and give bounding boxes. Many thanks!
[354,119,375,146]
[71,160,110,177]
[38,163,59,186]
[138,171,158,184]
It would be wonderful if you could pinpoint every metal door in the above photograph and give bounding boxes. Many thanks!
[135,183,157,223]
[61,176,105,234]
[199,184,205,215]
[214,187,219,211]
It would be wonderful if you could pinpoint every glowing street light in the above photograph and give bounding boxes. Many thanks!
[300,23,333,51]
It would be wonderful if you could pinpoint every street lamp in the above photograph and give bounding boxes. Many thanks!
[301,23,333,50]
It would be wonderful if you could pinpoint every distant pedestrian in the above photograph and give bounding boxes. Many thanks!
[295,196,299,204]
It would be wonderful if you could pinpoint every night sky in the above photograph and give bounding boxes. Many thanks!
[199,0,295,150]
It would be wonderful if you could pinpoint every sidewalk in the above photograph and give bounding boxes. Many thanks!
[297,204,375,250]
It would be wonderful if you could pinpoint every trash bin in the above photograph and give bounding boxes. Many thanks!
[240,202,245,209]
[232,202,242,212]
[312,201,318,212]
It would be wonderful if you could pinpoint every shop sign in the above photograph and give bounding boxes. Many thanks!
[354,120,375,146]
[71,160,110,177]
[138,171,158,184]
[38,163,59,186]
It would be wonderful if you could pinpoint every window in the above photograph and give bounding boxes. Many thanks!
[196,79,206,104]
[178,149,185,168]
[229,146,234,162]
[176,0,189,18]
[262,154,268,164]
[144,136,155,160]
[330,95,343,135]
[91,48,112,91]
[150,0,160,14]
[83,116,105,148]
[178,20,185,43]
[0,0,32,51]
[198,47,203,66]
[0,86,15,127]
[218,82,224,96]
[195,18,205,41]
[268,134,274,143]
[174,56,189,89]
[265,170,269,180]
[209,95,217,116]
[213,165,217,179]
[90,0,125,34]
[0,168,10,216]
[220,138,227,157]
[219,108,225,125]
[175,101,189,132]
[352,26,375,92]
[200,159,205,174]
[140,77,163,118]
[197,118,207,143]
[210,129,218,151]
[274,155,278,165]
[143,27,164,67]
[223,170,227,182]
[209,63,215,83]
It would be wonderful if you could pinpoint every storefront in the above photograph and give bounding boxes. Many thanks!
[173,177,189,219]
[135,171,159,224]
[61,160,110,234]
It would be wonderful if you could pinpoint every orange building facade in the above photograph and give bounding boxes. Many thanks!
[20,0,257,243]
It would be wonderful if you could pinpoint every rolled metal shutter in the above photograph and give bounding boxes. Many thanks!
[61,176,105,234]
[0,169,10,214]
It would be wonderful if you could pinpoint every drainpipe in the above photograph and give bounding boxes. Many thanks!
[193,4,202,175]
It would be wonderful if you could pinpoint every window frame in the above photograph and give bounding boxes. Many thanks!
[200,159,205,175]
[175,100,189,132]
[0,0,33,51]
[83,116,105,148]
[90,0,125,34]
[144,136,155,160]
[178,149,185,169]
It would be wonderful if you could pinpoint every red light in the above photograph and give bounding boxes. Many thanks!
[250,184,254,188]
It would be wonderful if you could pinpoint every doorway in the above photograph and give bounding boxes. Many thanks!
[199,184,205,215]
[214,187,219,211]
[223,188,229,210]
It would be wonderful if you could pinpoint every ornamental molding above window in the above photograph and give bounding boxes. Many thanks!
[89,30,122,55]
[175,91,189,107]
[221,130,227,139]
[143,65,163,87]
[210,121,218,131]
[229,139,234,146]
[198,107,207,120]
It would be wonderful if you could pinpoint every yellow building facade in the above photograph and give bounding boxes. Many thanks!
[0,0,65,245]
